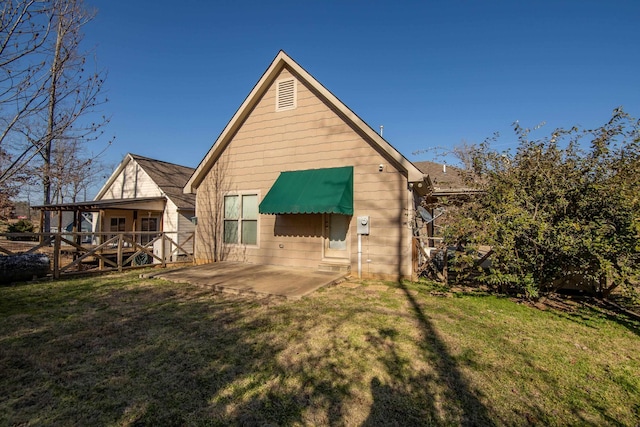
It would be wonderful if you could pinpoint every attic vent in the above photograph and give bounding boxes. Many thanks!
[276,77,296,111]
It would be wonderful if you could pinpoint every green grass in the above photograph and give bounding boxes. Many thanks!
[1,272,639,426]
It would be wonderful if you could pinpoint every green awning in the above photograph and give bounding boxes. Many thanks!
[259,166,353,215]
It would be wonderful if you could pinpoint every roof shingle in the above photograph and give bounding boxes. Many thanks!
[129,154,195,210]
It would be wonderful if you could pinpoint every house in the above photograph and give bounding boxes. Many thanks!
[34,153,196,261]
[413,161,469,197]
[50,211,94,234]
[92,153,196,256]
[185,51,432,280]
[51,211,94,243]
[412,161,481,252]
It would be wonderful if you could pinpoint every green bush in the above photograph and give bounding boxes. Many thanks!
[444,108,640,299]
[7,219,37,241]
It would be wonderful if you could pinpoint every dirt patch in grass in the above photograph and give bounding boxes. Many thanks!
[1,272,639,425]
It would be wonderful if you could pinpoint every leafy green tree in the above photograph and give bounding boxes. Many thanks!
[444,108,640,299]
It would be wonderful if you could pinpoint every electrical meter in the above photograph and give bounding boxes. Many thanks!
[357,216,370,235]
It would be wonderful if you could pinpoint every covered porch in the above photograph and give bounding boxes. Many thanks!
[31,197,194,274]
[34,197,167,246]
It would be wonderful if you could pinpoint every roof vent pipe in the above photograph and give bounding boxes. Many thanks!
[379,125,384,137]
[443,163,447,174]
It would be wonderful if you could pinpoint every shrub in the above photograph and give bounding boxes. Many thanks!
[7,219,37,241]
[444,108,640,299]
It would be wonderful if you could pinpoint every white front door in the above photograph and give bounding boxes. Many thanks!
[324,214,350,258]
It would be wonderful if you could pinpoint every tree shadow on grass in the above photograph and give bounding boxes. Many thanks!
[360,327,441,426]
[369,283,497,426]
[1,275,496,425]
[3,275,636,425]
[581,299,640,338]
[0,278,293,425]
[4,277,408,425]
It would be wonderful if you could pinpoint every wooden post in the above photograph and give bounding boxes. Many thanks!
[117,232,123,272]
[53,233,60,279]
[412,237,418,281]
[73,210,80,262]
[39,209,44,244]
[74,210,81,245]
[98,209,104,245]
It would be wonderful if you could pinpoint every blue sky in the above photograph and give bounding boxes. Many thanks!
[82,0,639,194]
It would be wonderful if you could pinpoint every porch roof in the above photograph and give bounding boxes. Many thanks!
[259,166,353,215]
[32,197,166,212]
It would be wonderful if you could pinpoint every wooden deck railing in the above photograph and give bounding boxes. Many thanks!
[0,231,195,278]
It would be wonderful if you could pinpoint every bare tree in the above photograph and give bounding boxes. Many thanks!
[0,1,55,174]
[0,146,37,220]
[49,137,109,203]
[0,0,111,231]
[0,148,19,220]
[196,158,231,262]
[38,0,109,230]
[0,1,53,116]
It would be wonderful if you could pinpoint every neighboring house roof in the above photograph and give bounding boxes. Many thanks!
[48,212,92,231]
[413,161,466,189]
[129,154,195,210]
[413,160,481,196]
[185,50,428,194]
[95,153,196,210]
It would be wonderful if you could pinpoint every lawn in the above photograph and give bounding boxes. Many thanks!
[1,271,639,426]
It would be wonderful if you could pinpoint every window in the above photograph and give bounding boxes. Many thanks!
[275,77,296,111]
[109,217,126,241]
[224,194,258,245]
[110,217,126,232]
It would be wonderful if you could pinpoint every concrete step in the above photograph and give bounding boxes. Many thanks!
[318,261,351,273]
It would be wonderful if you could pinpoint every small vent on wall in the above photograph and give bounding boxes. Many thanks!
[276,78,296,111]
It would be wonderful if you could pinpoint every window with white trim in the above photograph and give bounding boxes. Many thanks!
[275,77,296,111]
[224,194,258,245]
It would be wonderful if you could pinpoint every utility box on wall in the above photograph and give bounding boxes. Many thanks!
[357,216,370,235]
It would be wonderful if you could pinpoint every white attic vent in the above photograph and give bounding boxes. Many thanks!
[276,77,296,111]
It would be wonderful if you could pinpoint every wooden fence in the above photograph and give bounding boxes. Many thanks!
[0,231,195,279]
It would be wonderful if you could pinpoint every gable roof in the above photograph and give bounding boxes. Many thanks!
[185,50,427,194]
[95,153,195,210]
[413,161,466,189]
[413,160,481,196]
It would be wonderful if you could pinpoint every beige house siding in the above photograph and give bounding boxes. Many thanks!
[99,209,134,235]
[195,67,415,279]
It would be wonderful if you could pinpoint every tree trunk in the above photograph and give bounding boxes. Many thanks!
[42,13,64,233]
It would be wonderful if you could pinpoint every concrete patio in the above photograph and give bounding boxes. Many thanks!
[143,261,347,300]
